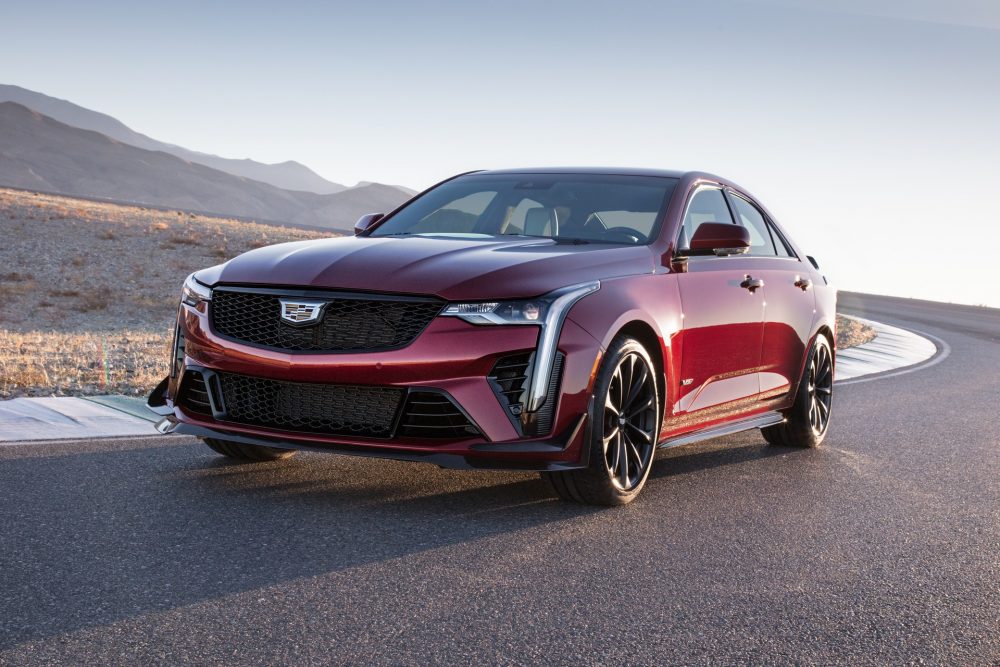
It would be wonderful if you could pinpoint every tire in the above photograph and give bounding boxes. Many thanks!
[542,336,661,506]
[202,437,297,462]
[762,335,833,448]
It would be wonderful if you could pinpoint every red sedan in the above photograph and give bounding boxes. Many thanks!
[149,168,836,505]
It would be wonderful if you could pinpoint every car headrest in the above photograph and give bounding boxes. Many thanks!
[524,207,558,237]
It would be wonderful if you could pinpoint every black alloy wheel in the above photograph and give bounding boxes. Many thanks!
[807,338,834,435]
[762,334,834,448]
[543,336,661,505]
[602,351,658,491]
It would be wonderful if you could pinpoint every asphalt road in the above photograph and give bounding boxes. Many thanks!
[1,293,997,665]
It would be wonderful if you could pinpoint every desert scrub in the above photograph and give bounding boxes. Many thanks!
[836,314,877,349]
[0,329,172,398]
[0,187,332,397]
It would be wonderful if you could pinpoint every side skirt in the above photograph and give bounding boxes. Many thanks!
[657,411,785,449]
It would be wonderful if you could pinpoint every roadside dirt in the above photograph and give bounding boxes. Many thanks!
[0,188,328,398]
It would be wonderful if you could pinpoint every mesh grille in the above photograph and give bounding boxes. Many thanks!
[210,289,443,353]
[399,392,479,439]
[217,372,404,438]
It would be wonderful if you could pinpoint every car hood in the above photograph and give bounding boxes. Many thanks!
[201,235,655,300]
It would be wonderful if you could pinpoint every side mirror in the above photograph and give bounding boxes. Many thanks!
[354,213,384,235]
[688,222,751,256]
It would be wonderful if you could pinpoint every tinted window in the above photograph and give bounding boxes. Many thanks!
[371,174,677,245]
[767,221,795,257]
[728,193,777,256]
[679,188,732,248]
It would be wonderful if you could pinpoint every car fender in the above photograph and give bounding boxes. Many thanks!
[565,273,683,411]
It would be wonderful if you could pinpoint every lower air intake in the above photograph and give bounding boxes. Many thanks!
[178,370,212,415]
[398,391,480,439]
[216,372,404,438]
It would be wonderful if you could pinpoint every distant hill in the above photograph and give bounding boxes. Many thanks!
[0,102,410,231]
[0,84,349,195]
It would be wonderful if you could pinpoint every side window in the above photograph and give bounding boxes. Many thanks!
[767,221,795,257]
[728,193,777,257]
[412,191,496,233]
[679,188,733,248]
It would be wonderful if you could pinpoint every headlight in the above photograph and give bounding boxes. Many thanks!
[442,300,548,325]
[181,273,212,307]
[443,281,600,413]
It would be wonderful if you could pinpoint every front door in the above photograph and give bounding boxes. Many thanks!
[674,186,765,416]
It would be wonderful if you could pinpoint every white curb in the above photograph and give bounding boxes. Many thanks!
[0,397,159,443]
[835,316,941,383]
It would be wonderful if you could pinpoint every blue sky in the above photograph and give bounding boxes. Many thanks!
[3,0,999,306]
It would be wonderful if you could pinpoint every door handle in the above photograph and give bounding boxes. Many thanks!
[740,275,764,293]
[794,277,813,291]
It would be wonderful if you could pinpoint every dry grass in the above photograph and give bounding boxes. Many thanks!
[0,329,171,398]
[0,188,332,398]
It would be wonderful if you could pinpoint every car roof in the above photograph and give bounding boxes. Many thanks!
[470,166,692,179]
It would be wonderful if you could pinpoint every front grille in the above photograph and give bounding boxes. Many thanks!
[217,372,404,438]
[177,370,212,415]
[210,289,443,353]
[398,391,479,439]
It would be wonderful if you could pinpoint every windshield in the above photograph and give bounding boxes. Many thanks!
[370,174,678,245]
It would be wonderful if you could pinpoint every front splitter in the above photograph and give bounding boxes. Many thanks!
[155,415,589,472]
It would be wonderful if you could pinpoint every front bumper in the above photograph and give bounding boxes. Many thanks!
[150,394,589,471]
[149,297,603,470]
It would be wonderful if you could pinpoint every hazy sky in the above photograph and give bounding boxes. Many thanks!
[3,0,999,306]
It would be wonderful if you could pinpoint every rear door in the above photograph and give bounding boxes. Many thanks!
[674,186,765,415]
[726,190,815,399]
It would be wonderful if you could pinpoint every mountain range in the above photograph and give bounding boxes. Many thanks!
[0,85,413,231]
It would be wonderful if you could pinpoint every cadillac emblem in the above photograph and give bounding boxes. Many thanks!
[279,299,327,326]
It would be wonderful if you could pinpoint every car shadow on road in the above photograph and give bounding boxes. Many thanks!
[650,437,800,480]
[0,441,604,649]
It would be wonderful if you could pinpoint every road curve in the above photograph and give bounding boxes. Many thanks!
[1,293,997,665]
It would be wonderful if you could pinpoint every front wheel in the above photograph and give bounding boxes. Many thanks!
[762,335,834,448]
[542,336,661,506]
[202,437,297,462]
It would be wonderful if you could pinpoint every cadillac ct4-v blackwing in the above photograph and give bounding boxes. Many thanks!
[149,168,836,505]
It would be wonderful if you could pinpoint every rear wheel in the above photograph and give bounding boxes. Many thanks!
[543,336,660,506]
[202,437,297,462]
[762,335,833,448]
